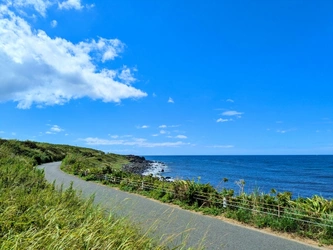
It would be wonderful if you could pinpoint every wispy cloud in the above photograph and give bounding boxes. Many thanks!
[46,125,64,134]
[222,111,243,117]
[109,134,133,138]
[159,124,179,128]
[58,0,84,10]
[0,3,147,109]
[0,131,4,134]
[160,130,167,134]
[83,137,187,148]
[118,66,137,84]
[168,97,174,103]
[137,125,149,129]
[10,0,52,16]
[175,135,187,139]
[276,130,287,134]
[9,0,85,17]
[217,110,242,122]
[51,125,64,132]
[50,20,57,28]
[276,128,296,134]
[216,118,232,123]
[226,99,234,103]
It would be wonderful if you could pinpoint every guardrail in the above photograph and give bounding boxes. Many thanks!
[91,173,333,229]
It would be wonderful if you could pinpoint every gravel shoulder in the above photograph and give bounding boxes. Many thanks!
[38,162,323,250]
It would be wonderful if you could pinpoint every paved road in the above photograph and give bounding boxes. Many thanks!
[38,162,321,250]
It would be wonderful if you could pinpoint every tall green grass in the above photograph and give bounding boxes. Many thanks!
[0,139,166,249]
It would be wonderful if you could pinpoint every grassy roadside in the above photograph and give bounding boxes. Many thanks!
[60,152,333,246]
[0,139,169,249]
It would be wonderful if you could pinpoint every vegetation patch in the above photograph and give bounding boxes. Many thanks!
[0,139,167,249]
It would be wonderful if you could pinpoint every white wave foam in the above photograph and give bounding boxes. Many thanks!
[142,161,174,181]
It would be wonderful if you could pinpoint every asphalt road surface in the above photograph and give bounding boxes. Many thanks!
[38,162,321,250]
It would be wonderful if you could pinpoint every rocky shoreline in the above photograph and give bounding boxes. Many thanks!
[122,155,154,174]
[122,155,171,180]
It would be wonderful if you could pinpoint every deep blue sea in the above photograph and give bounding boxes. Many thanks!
[144,155,333,199]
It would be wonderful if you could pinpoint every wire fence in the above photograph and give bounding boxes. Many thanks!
[91,173,333,229]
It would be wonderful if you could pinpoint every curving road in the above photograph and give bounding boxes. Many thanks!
[38,162,321,250]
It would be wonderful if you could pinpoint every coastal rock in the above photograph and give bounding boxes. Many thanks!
[122,155,153,174]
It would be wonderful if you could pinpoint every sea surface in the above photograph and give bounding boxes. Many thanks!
[144,155,333,199]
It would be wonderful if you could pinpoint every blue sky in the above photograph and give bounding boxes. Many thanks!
[0,0,332,155]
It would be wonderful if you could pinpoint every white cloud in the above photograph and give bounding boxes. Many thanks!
[276,129,296,134]
[50,19,57,28]
[176,135,187,139]
[9,0,84,16]
[216,118,232,123]
[83,137,187,148]
[138,125,149,129]
[160,130,167,134]
[152,134,159,137]
[159,124,179,128]
[226,99,234,103]
[109,134,134,139]
[58,0,83,10]
[50,125,63,132]
[222,111,243,116]
[168,97,174,103]
[118,66,136,85]
[46,124,64,134]
[10,0,53,17]
[0,5,147,109]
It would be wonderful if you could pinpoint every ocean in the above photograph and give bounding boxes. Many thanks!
[144,155,333,199]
